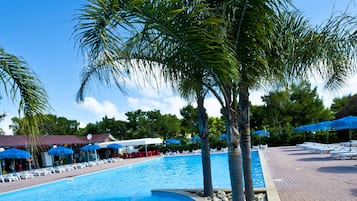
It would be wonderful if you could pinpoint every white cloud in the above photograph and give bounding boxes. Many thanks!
[127,95,186,117]
[78,97,126,120]
[0,115,14,135]
[203,97,222,117]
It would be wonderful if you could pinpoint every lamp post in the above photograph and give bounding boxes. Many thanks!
[86,134,93,161]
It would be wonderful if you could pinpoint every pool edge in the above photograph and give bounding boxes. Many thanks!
[259,149,281,201]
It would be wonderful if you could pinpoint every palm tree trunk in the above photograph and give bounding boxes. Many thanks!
[201,137,212,196]
[226,109,245,201]
[197,95,213,197]
[239,84,254,201]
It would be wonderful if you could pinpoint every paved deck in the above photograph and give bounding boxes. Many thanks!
[262,146,357,201]
[0,156,159,194]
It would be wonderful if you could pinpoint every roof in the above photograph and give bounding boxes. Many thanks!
[0,133,117,147]
[97,138,163,148]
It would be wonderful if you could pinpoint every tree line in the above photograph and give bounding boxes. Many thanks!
[8,81,357,147]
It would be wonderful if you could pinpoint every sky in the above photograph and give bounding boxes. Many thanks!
[0,0,356,135]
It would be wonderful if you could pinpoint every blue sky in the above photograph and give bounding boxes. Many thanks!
[0,0,356,135]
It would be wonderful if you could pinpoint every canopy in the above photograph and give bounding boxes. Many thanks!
[294,121,332,132]
[330,116,357,131]
[48,146,74,156]
[190,136,201,143]
[253,130,270,137]
[166,138,180,144]
[0,148,31,159]
[107,143,123,149]
[80,144,100,151]
[98,138,163,148]
[330,116,357,140]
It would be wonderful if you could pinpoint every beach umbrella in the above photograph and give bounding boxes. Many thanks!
[81,144,100,161]
[252,130,270,137]
[253,130,270,145]
[330,116,357,150]
[312,121,332,131]
[165,138,180,144]
[294,121,332,142]
[48,146,74,156]
[106,143,123,149]
[107,144,123,157]
[0,148,31,159]
[220,133,227,140]
[80,144,100,151]
[191,136,201,143]
[0,148,31,173]
[330,116,357,133]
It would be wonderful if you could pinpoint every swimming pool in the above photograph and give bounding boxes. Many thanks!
[0,151,264,201]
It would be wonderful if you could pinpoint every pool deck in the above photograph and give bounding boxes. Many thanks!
[261,146,357,201]
[0,156,159,194]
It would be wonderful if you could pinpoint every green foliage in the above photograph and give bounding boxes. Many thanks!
[125,109,181,140]
[331,94,357,118]
[251,81,334,146]
[180,104,198,135]
[11,114,79,135]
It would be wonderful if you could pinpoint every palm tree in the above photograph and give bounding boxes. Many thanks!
[73,0,235,197]
[227,3,356,200]
[74,1,356,201]
[0,46,50,163]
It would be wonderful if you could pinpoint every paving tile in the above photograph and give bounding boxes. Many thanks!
[262,146,357,201]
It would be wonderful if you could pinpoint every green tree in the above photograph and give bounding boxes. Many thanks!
[73,1,356,200]
[180,104,198,136]
[11,114,80,135]
[250,82,339,145]
[73,0,233,197]
[0,47,50,139]
[331,94,357,118]
[224,3,356,199]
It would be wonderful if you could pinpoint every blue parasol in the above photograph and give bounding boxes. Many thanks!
[191,136,201,143]
[252,130,270,137]
[48,146,74,156]
[80,144,100,151]
[253,130,270,145]
[330,116,357,150]
[220,133,227,140]
[165,138,180,144]
[0,148,31,159]
[330,116,357,132]
[107,143,123,149]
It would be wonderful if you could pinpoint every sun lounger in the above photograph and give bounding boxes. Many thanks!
[33,168,52,176]
[18,171,34,179]
[0,175,5,183]
[338,150,357,160]
[2,174,21,182]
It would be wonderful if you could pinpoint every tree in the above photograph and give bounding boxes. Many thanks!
[331,94,357,118]
[225,3,357,199]
[73,0,234,197]
[0,46,50,140]
[11,114,79,135]
[180,104,198,136]
[73,1,356,201]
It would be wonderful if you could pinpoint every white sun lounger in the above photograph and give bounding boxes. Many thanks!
[18,171,34,179]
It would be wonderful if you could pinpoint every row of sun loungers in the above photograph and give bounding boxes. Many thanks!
[0,157,123,183]
[296,142,357,160]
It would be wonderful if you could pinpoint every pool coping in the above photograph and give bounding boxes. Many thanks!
[259,149,281,201]
[152,149,281,201]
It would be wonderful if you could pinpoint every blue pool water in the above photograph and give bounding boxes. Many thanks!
[0,151,264,201]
